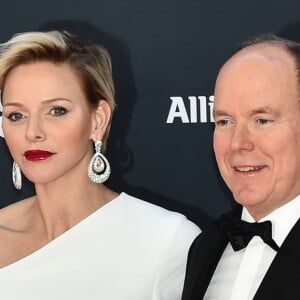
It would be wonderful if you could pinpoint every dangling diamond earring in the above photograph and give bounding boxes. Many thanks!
[12,161,22,190]
[88,140,111,183]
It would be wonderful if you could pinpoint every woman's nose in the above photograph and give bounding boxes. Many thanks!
[25,117,46,142]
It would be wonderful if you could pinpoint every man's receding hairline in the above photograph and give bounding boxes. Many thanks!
[217,41,300,109]
[230,42,294,65]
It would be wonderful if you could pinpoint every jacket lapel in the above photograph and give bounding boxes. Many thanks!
[254,218,300,299]
[182,208,241,300]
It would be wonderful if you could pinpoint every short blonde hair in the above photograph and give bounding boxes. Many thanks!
[0,30,115,148]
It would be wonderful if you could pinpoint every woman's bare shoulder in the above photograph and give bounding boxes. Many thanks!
[0,197,36,231]
[0,197,41,268]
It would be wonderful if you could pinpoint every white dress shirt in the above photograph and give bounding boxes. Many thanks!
[204,195,300,300]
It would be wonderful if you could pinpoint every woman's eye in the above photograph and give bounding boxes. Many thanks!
[7,112,24,122]
[49,106,68,116]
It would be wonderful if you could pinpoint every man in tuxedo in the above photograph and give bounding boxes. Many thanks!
[182,34,300,299]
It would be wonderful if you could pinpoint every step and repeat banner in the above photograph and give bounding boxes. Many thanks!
[0,0,299,229]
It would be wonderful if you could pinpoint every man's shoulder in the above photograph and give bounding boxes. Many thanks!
[189,206,241,255]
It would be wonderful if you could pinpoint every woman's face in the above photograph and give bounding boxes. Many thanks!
[2,61,99,185]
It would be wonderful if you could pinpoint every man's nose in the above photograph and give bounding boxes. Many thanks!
[230,124,254,152]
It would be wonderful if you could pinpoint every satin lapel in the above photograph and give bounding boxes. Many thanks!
[254,218,300,299]
[182,208,241,300]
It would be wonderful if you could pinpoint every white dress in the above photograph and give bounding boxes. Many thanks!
[0,193,200,300]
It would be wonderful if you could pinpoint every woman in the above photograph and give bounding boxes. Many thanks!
[0,31,200,299]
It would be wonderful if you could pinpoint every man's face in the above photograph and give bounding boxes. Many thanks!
[213,45,300,220]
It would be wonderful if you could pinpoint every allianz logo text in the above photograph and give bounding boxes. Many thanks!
[166,96,214,124]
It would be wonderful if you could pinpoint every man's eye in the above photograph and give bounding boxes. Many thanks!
[215,119,232,126]
[256,118,273,125]
[49,107,68,116]
[7,112,23,122]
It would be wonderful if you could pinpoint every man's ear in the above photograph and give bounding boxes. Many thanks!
[90,100,112,141]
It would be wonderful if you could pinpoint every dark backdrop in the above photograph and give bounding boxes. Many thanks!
[1,0,300,229]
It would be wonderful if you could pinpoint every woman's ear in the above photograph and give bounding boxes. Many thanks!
[90,100,111,141]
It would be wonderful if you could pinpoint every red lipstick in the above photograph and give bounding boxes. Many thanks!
[24,150,56,161]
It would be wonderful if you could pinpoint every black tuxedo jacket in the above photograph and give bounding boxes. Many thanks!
[181,208,300,300]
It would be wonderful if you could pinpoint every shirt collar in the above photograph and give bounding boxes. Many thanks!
[241,194,300,247]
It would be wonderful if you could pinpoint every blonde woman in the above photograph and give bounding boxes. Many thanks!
[0,31,200,299]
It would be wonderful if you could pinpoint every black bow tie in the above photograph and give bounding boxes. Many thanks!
[227,218,280,252]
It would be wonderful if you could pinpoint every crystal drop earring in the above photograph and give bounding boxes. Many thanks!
[88,140,111,183]
[12,161,22,190]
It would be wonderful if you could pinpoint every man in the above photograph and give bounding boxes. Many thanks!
[182,34,300,299]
